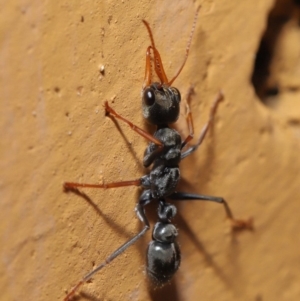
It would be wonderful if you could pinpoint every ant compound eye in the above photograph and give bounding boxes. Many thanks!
[143,88,155,106]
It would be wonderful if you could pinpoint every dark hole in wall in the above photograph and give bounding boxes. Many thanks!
[251,0,300,106]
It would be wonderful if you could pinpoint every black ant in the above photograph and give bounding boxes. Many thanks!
[63,7,252,300]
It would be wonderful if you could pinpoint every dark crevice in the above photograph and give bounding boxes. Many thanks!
[294,0,300,7]
[251,0,300,106]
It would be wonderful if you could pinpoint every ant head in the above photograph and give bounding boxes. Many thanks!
[141,12,199,126]
[142,83,181,125]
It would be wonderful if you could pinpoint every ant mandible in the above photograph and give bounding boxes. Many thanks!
[63,7,252,301]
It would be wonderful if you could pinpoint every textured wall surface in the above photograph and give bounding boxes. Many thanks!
[1,1,300,301]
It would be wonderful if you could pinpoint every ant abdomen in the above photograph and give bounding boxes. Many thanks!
[146,221,181,285]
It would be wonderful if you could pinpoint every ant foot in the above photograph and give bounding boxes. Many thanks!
[104,101,111,116]
[230,217,254,232]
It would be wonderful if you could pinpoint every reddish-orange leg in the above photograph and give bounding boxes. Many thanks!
[64,179,142,190]
[181,90,224,158]
[105,101,163,148]
[63,212,149,301]
[181,86,196,148]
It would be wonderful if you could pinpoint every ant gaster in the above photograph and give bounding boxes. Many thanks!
[63,7,252,300]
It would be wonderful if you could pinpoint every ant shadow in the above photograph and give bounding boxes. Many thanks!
[176,211,236,287]
[63,187,143,301]
[148,281,180,301]
[65,187,182,301]
[64,187,133,241]
[108,115,145,174]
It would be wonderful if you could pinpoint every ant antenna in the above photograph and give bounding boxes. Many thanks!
[142,20,169,84]
[168,6,201,86]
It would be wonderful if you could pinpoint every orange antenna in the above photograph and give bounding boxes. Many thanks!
[168,6,201,86]
[142,20,169,85]
[144,46,153,87]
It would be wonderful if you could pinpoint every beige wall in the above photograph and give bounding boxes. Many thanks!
[1,1,300,301]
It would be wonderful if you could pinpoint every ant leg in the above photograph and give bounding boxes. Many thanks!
[63,202,150,301]
[168,192,253,231]
[181,86,196,149]
[64,179,142,190]
[105,101,163,148]
[181,90,224,159]
[64,173,153,191]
